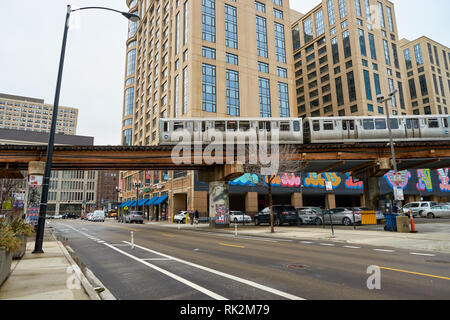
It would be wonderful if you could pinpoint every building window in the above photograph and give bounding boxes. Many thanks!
[327,0,336,26]
[123,129,132,146]
[363,70,372,101]
[331,37,339,64]
[226,52,238,65]
[256,16,268,58]
[202,46,216,59]
[258,61,269,73]
[347,71,357,102]
[335,76,344,106]
[315,10,325,36]
[184,1,189,45]
[255,1,265,13]
[259,77,271,117]
[278,82,290,117]
[274,22,286,63]
[414,44,423,66]
[202,0,216,43]
[303,17,314,44]
[386,6,394,32]
[383,39,391,66]
[126,49,137,76]
[374,73,381,96]
[226,70,240,116]
[408,78,417,100]
[338,0,347,19]
[359,29,366,57]
[183,67,188,114]
[378,2,385,28]
[124,88,135,116]
[277,67,288,78]
[225,4,238,49]
[342,30,351,58]
[368,33,376,60]
[202,64,216,112]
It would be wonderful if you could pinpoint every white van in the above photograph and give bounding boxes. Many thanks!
[91,210,105,222]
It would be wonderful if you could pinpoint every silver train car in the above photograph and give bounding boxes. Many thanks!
[159,118,304,145]
[304,115,449,144]
[159,115,449,145]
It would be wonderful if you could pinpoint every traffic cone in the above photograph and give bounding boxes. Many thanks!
[409,210,418,233]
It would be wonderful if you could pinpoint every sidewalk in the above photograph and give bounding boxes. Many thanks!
[149,221,450,254]
[0,229,97,300]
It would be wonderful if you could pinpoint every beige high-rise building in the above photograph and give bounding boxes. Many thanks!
[119,0,297,220]
[399,36,450,115]
[292,0,408,118]
[0,93,78,135]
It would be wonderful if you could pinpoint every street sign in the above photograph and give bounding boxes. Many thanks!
[28,175,43,187]
[394,186,404,201]
[392,173,403,185]
[325,181,333,191]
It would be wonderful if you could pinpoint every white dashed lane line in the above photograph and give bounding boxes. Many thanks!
[410,252,436,257]
[319,243,336,246]
[374,249,396,253]
[343,246,361,249]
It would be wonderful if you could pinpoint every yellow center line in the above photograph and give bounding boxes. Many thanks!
[162,233,176,238]
[380,266,450,281]
[219,243,245,249]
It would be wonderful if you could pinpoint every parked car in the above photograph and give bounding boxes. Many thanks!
[229,211,252,224]
[173,211,188,224]
[296,208,323,225]
[124,211,144,224]
[53,214,63,219]
[86,213,94,221]
[423,204,450,219]
[402,202,437,217]
[323,208,361,226]
[62,213,77,219]
[254,205,299,226]
[348,207,384,222]
[90,210,105,222]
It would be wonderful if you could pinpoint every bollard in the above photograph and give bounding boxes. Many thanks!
[131,231,134,250]
[235,222,237,237]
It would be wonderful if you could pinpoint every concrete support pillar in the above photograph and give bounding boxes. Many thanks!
[360,194,366,207]
[364,177,380,210]
[25,161,45,226]
[326,193,336,209]
[291,193,303,208]
[245,192,258,216]
[209,181,230,229]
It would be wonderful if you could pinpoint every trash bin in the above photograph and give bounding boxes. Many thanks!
[384,213,398,231]
[396,216,410,233]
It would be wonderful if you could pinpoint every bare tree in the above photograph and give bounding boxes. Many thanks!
[243,144,306,234]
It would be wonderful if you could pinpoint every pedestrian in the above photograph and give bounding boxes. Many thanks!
[194,210,199,225]
[189,210,194,225]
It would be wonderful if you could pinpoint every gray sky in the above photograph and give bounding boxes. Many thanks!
[0,0,448,145]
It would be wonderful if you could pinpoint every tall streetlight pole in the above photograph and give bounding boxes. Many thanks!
[33,5,140,254]
[377,90,400,210]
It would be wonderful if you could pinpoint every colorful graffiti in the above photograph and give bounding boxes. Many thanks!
[437,168,450,192]
[344,173,364,190]
[303,172,342,189]
[229,173,258,186]
[264,173,302,187]
[384,170,411,189]
[416,169,433,192]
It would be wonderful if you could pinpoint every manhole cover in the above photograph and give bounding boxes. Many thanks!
[287,264,306,270]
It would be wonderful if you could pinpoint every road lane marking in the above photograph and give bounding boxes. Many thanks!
[300,241,314,244]
[343,246,361,249]
[219,243,245,249]
[319,243,336,246]
[379,266,450,281]
[162,233,176,238]
[374,249,395,253]
[410,252,436,257]
[123,241,305,300]
[142,258,172,261]
[103,242,227,300]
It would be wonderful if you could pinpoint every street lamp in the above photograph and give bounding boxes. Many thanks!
[377,90,400,209]
[133,180,143,215]
[33,5,140,254]
[115,186,121,221]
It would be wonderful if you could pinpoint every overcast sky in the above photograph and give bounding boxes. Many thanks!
[0,0,448,145]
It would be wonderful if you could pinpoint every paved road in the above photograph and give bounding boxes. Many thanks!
[48,220,450,300]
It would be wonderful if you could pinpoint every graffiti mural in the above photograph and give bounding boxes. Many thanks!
[416,169,433,192]
[344,173,364,190]
[437,168,450,192]
[229,173,258,186]
[384,170,411,189]
[303,172,342,189]
[264,173,302,187]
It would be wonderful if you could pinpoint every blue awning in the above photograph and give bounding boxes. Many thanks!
[137,198,148,206]
[119,201,130,208]
[153,195,168,206]
[145,196,159,206]
[128,200,137,207]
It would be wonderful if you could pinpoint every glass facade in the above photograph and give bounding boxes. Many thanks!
[274,22,286,63]
[123,129,132,146]
[303,17,313,44]
[327,0,335,26]
[225,4,238,49]
[404,48,412,69]
[278,82,290,117]
[226,70,240,116]
[338,0,347,19]
[315,10,325,36]
[259,77,271,117]
[414,44,423,65]
[202,64,216,112]
[124,87,135,116]
[256,16,268,58]
[202,0,216,43]
[126,49,137,76]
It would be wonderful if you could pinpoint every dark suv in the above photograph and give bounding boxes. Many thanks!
[254,205,299,226]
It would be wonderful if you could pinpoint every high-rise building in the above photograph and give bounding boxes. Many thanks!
[292,0,408,118]
[399,36,450,115]
[0,93,78,135]
[119,0,297,219]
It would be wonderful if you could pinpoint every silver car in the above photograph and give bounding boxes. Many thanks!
[124,211,144,224]
[423,205,450,219]
[323,208,362,226]
[402,202,437,217]
[296,208,323,225]
[229,211,252,224]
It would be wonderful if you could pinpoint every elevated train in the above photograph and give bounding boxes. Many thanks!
[159,115,449,145]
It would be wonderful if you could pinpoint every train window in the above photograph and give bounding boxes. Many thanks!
[202,121,206,132]
[323,122,333,130]
[390,119,399,129]
[293,121,300,132]
[363,119,375,130]
[375,119,386,130]
[313,120,320,131]
[163,122,168,132]
[349,120,355,130]
[428,119,439,128]
[443,118,449,128]
[215,121,225,131]
[174,122,184,131]
[227,121,237,131]
[239,121,250,131]
[406,119,412,129]
[259,121,271,131]
[280,122,290,131]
